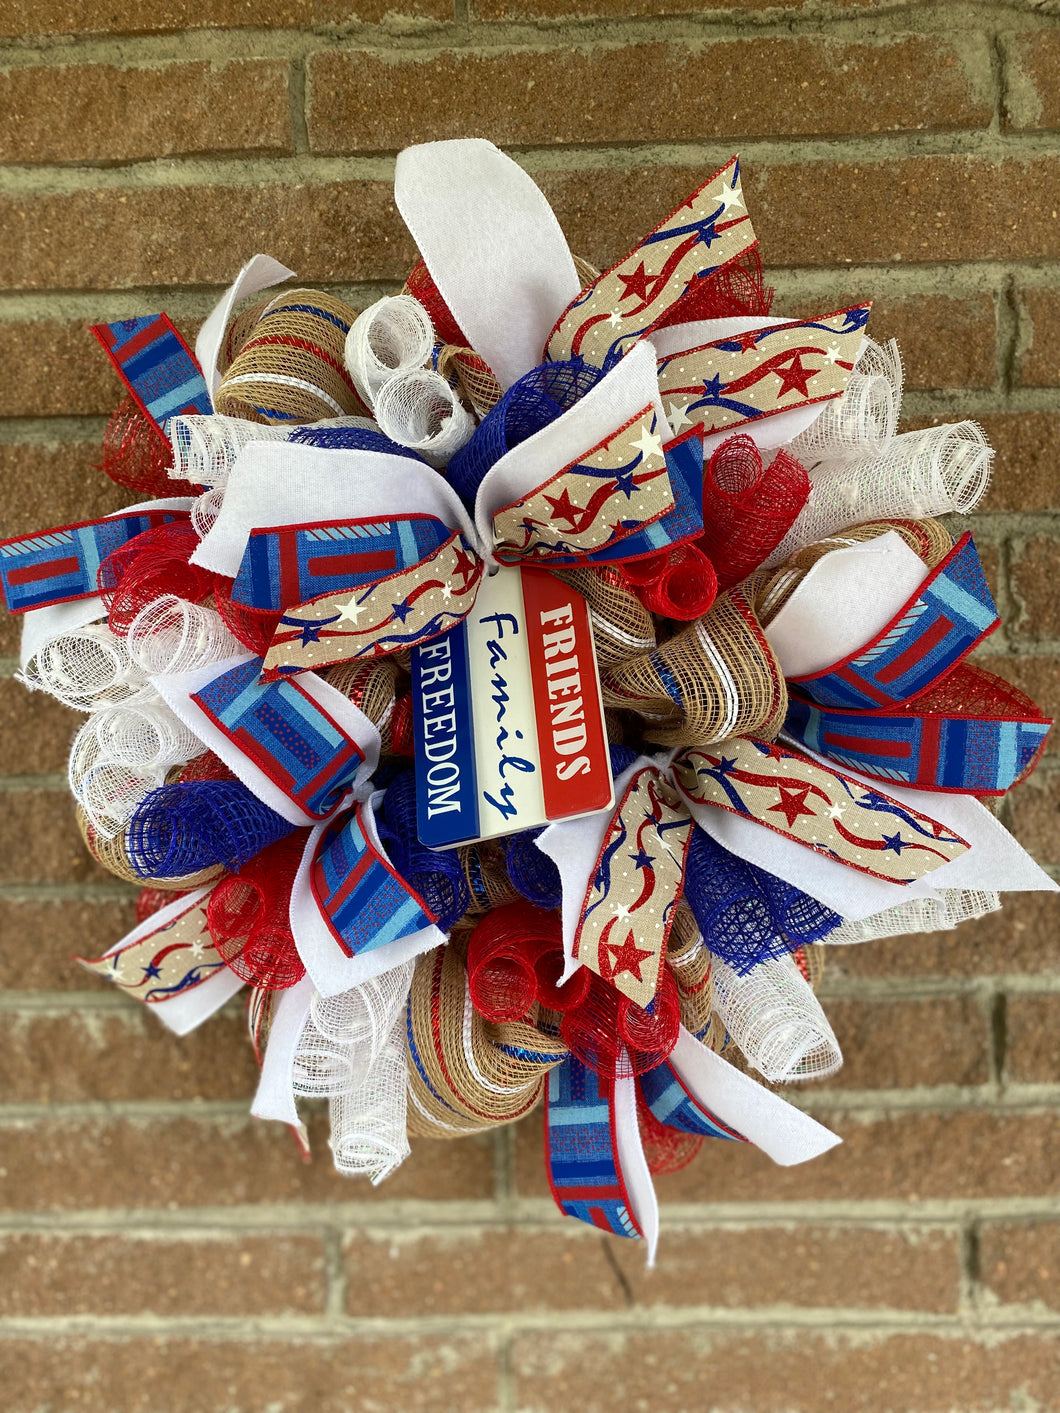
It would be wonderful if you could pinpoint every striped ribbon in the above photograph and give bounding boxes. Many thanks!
[91,315,212,440]
[638,1057,748,1142]
[0,509,186,613]
[545,1056,642,1239]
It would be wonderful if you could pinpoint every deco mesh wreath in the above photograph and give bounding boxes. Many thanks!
[4,140,1055,1259]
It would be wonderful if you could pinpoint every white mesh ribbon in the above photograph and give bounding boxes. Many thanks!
[190,487,225,540]
[344,295,435,409]
[69,692,205,837]
[373,368,476,467]
[169,413,380,488]
[788,337,902,462]
[126,595,244,677]
[21,619,146,712]
[825,889,1002,944]
[711,952,842,1083]
[766,420,993,567]
[329,1017,411,1185]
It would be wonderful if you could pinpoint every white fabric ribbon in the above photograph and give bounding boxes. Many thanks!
[196,253,297,401]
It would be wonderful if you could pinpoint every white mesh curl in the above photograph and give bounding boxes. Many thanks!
[191,486,225,540]
[766,421,993,567]
[292,963,414,1100]
[825,889,1001,944]
[20,622,147,712]
[329,1019,411,1185]
[344,295,435,409]
[374,368,476,468]
[711,952,843,1083]
[127,595,243,677]
[169,413,381,487]
[789,338,902,462]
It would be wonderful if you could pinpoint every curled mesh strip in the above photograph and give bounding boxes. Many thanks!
[191,487,225,540]
[825,889,1002,944]
[329,1018,411,1184]
[127,595,244,676]
[169,414,289,488]
[373,368,475,468]
[765,421,993,567]
[127,779,295,879]
[788,337,903,463]
[711,952,842,1083]
[73,759,163,840]
[21,621,147,712]
[295,963,414,1100]
[344,295,435,408]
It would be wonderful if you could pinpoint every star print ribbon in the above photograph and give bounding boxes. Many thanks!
[655,306,871,445]
[545,155,756,371]
[670,737,969,884]
[573,765,694,1008]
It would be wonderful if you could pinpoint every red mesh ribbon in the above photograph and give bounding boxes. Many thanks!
[212,577,283,657]
[658,247,774,329]
[98,520,214,636]
[635,1082,705,1175]
[205,832,308,990]
[465,904,681,1075]
[98,395,198,499]
[176,751,237,785]
[698,435,810,592]
[625,544,718,621]
[388,693,414,758]
[404,258,469,347]
[135,886,188,925]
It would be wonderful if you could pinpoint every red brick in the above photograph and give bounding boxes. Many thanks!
[981,1220,1060,1310]
[816,995,989,1090]
[0,895,138,990]
[0,0,451,38]
[1009,769,1060,868]
[0,1114,497,1210]
[474,0,878,18]
[0,1336,497,1413]
[0,61,290,165]
[0,788,108,885]
[536,155,1060,274]
[512,1330,1060,1413]
[1018,287,1060,386]
[1005,994,1060,1084]
[0,320,115,418]
[309,38,990,153]
[0,442,130,537]
[611,1223,960,1313]
[0,1008,260,1103]
[0,181,408,292]
[1011,537,1060,639]
[516,1108,1060,1203]
[781,288,995,390]
[0,678,79,775]
[1004,29,1060,131]
[825,892,1060,980]
[346,1225,625,1315]
[975,412,1060,513]
[0,1232,325,1316]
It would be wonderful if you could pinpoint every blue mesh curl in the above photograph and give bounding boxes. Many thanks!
[289,423,427,463]
[126,780,295,880]
[503,827,562,910]
[378,769,470,929]
[683,828,841,974]
[446,358,603,509]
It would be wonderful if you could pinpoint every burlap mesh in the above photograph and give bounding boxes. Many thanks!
[456,842,522,915]
[404,943,568,1137]
[76,803,221,890]
[321,659,400,750]
[603,583,787,747]
[435,345,503,419]
[668,903,726,1052]
[551,565,656,668]
[214,289,368,424]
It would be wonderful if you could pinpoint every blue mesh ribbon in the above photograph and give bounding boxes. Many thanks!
[127,780,295,879]
[377,770,470,929]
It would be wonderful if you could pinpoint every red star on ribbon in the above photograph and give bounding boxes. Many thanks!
[773,352,816,399]
[451,545,480,588]
[603,932,655,983]
[617,262,653,304]
[768,783,817,827]
[544,486,584,530]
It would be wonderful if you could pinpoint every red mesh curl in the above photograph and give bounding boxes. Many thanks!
[620,551,671,588]
[388,693,414,758]
[205,832,308,990]
[98,520,215,636]
[534,946,592,1013]
[176,751,237,785]
[635,1082,705,1175]
[466,903,560,1022]
[135,886,188,925]
[637,544,718,621]
[404,258,469,347]
[699,436,810,591]
[658,247,774,328]
[561,964,681,1078]
[212,577,284,658]
[97,395,198,499]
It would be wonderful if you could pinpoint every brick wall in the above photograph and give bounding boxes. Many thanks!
[0,1,1058,1409]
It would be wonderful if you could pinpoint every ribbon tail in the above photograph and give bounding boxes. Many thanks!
[196,253,296,400]
[250,974,315,1156]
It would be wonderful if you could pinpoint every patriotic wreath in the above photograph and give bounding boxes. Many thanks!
[4,140,1054,1260]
